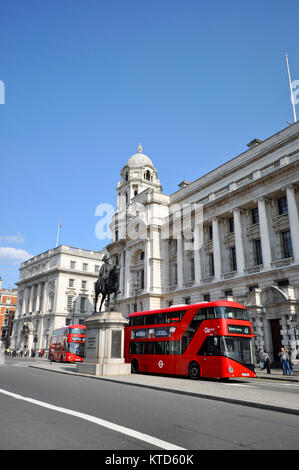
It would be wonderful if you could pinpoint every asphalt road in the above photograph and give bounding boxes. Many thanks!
[1,359,299,451]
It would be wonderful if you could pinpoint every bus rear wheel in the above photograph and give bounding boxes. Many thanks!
[188,362,200,380]
[131,359,139,374]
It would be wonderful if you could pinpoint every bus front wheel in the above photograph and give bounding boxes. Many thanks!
[188,362,200,380]
[131,359,139,374]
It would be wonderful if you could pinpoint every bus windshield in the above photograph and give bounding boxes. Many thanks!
[68,343,84,357]
[220,336,252,364]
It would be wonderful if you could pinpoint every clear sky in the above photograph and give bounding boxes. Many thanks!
[1,0,299,288]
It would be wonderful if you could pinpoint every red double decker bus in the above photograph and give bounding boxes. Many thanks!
[49,324,86,363]
[124,301,256,379]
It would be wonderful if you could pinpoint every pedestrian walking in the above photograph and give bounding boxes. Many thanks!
[263,352,271,374]
[278,347,292,375]
[258,349,264,370]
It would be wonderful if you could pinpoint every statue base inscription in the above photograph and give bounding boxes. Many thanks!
[77,311,131,376]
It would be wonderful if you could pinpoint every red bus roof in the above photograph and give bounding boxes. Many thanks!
[127,301,246,318]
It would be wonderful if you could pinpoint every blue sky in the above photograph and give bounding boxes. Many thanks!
[1,0,299,288]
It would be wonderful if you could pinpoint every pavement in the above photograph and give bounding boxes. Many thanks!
[26,359,299,417]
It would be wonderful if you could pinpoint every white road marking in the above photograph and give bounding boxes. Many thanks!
[0,388,185,450]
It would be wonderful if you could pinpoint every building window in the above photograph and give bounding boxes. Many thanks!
[209,253,214,276]
[203,293,210,301]
[251,207,259,225]
[69,279,75,287]
[115,230,119,241]
[184,297,191,305]
[125,171,128,182]
[168,300,173,307]
[228,217,234,233]
[230,247,237,271]
[278,196,288,215]
[6,297,11,304]
[208,225,213,240]
[80,297,86,312]
[70,261,76,270]
[139,270,144,289]
[254,239,263,265]
[277,279,289,287]
[83,263,88,272]
[81,280,87,289]
[281,230,293,258]
[248,285,258,293]
[67,296,73,310]
[224,289,233,297]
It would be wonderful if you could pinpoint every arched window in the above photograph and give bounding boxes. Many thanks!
[145,170,151,181]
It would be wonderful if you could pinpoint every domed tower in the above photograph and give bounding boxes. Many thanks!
[116,144,162,211]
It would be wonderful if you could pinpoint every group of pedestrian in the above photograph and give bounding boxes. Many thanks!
[258,349,271,374]
[258,347,293,375]
[7,347,45,358]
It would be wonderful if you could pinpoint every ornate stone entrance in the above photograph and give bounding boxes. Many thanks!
[245,285,299,363]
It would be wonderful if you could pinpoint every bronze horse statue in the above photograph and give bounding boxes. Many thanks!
[94,265,120,313]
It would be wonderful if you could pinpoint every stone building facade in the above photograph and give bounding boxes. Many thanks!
[11,245,104,353]
[108,123,299,363]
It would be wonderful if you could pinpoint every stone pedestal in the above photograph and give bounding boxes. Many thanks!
[77,311,131,376]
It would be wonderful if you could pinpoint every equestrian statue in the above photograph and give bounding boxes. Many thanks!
[94,254,120,313]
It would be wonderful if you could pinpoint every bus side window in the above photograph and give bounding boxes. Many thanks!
[193,309,206,321]
[207,307,215,319]
[156,313,165,324]
[132,316,145,326]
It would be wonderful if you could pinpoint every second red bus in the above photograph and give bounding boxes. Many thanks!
[124,301,256,379]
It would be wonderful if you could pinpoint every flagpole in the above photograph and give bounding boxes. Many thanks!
[56,220,61,247]
[285,53,297,123]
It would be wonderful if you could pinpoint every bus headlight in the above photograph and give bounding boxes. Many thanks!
[228,366,234,374]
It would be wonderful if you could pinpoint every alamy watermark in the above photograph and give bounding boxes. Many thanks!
[291,80,299,105]
[95,198,204,251]
[0,81,5,104]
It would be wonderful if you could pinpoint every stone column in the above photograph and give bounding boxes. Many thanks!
[23,286,30,315]
[176,237,183,288]
[36,283,41,312]
[193,224,202,284]
[124,250,130,297]
[286,185,299,261]
[28,286,34,313]
[21,289,27,315]
[258,198,272,268]
[234,208,245,274]
[212,218,221,279]
[119,251,125,298]
[144,236,151,293]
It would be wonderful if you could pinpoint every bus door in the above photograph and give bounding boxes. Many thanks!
[198,335,222,378]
